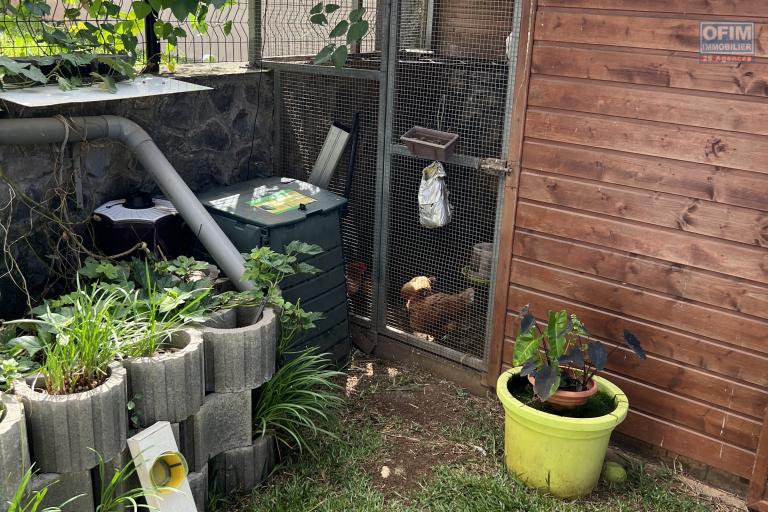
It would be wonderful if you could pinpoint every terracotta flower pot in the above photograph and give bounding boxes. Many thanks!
[528,373,598,409]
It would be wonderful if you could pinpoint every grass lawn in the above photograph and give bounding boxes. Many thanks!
[213,354,745,512]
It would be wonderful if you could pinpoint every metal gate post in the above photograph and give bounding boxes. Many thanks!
[372,0,400,334]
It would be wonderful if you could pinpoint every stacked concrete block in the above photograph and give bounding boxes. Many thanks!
[13,362,127,473]
[29,470,95,512]
[201,307,277,393]
[202,307,237,330]
[0,393,30,512]
[210,435,275,493]
[6,304,280,512]
[188,463,209,511]
[180,390,252,472]
[123,329,205,426]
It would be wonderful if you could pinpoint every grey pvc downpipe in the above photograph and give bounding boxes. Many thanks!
[0,115,253,291]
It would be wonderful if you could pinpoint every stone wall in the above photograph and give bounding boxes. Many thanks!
[0,65,275,318]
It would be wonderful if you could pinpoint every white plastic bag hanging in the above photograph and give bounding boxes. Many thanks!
[418,161,452,229]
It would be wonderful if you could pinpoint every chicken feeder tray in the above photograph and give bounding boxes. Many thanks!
[400,126,459,161]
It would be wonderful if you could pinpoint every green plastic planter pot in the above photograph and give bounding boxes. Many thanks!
[496,367,629,498]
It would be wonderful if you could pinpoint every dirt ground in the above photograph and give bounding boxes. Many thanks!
[343,354,748,510]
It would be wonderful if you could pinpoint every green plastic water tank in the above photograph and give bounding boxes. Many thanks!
[197,177,350,361]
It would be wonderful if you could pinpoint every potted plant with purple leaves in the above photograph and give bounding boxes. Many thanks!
[496,306,646,499]
[515,307,645,407]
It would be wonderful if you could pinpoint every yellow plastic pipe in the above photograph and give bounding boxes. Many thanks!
[496,367,629,498]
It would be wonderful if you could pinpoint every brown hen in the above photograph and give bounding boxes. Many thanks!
[401,276,474,340]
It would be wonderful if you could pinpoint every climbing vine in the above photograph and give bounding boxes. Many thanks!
[0,118,148,309]
[0,0,234,90]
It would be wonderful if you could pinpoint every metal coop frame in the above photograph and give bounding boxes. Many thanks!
[252,0,521,372]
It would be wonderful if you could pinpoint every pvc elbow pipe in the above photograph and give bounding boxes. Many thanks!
[0,115,252,291]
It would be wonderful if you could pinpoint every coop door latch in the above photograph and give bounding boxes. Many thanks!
[479,158,510,177]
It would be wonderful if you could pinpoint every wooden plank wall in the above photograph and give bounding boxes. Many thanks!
[492,0,768,488]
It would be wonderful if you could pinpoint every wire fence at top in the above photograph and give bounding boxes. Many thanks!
[0,0,249,65]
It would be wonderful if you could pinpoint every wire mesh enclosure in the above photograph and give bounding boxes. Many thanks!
[277,71,380,320]
[259,0,517,370]
[261,0,379,59]
[380,0,514,368]
[0,0,247,64]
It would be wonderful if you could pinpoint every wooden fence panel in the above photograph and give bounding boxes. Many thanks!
[489,0,768,493]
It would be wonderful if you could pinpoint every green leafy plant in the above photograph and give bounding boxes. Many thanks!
[513,306,646,402]
[79,257,220,353]
[126,393,144,429]
[253,347,343,457]
[0,358,23,392]
[6,282,143,394]
[7,465,82,512]
[0,0,233,90]
[155,255,210,281]
[0,327,42,391]
[121,261,211,358]
[241,241,325,354]
[309,2,369,69]
[242,241,323,293]
[273,298,323,355]
[93,449,157,511]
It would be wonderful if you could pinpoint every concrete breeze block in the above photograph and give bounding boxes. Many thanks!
[0,393,30,512]
[202,307,237,330]
[202,307,277,393]
[181,390,252,472]
[14,362,127,474]
[29,470,94,512]
[123,329,205,427]
[210,436,275,494]
[188,463,208,512]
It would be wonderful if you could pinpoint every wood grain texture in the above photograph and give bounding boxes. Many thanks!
[505,287,768,389]
[514,230,768,319]
[538,0,768,16]
[487,0,537,385]
[606,372,761,451]
[510,258,768,354]
[749,407,768,505]
[528,75,768,135]
[521,139,768,211]
[535,10,768,56]
[516,201,768,284]
[531,43,768,97]
[619,410,756,479]
[519,169,768,246]
[494,0,768,483]
[526,108,768,174]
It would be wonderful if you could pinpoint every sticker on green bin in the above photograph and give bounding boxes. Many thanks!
[249,190,316,214]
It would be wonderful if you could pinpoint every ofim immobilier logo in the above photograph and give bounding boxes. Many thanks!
[700,22,755,63]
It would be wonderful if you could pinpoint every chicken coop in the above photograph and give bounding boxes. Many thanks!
[256,0,519,371]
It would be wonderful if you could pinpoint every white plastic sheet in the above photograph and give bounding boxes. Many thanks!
[418,161,452,229]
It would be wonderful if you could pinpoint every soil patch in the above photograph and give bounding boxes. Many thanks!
[345,358,497,499]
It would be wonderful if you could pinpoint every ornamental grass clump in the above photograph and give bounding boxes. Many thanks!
[79,257,215,358]
[253,347,344,457]
[6,464,80,511]
[7,281,142,394]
